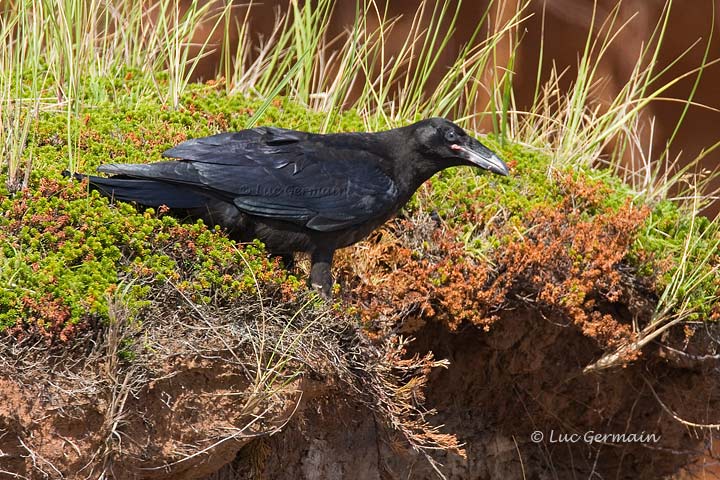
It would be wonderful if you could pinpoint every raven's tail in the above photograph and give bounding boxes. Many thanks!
[67,171,211,209]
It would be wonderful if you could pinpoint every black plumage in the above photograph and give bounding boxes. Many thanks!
[79,117,509,297]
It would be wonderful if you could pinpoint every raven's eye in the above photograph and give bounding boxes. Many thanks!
[445,130,457,142]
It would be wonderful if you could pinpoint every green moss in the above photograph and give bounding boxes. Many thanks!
[0,178,296,336]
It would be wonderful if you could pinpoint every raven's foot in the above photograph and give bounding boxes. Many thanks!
[309,249,335,300]
[308,277,332,299]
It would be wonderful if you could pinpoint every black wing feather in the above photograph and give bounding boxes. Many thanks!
[97,127,399,231]
[80,174,212,209]
[162,127,309,168]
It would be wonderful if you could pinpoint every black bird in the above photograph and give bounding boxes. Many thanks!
[79,118,509,298]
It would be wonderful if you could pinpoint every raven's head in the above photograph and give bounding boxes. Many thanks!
[413,117,509,176]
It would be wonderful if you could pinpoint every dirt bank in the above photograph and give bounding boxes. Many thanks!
[1,305,717,479]
[206,309,719,479]
[0,283,455,479]
[0,350,300,479]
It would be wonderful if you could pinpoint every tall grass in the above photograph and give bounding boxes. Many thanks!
[0,0,236,176]
[150,1,233,108]
[498,0,720,368]
[0,2,46,193]
[502,0,718,207]
[1,0,715,173]
[221,0,528,130]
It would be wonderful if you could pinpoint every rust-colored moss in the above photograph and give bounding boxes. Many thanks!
[342,175,652,351]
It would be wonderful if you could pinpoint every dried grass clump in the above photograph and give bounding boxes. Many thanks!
[341,214,502,333]
[329,331,464,474]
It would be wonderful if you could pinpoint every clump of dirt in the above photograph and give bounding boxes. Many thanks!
[402,310,719,478]
[0,355,292,479]
[0,298,302,479]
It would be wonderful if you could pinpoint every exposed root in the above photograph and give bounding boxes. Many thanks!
[642,376,720,431]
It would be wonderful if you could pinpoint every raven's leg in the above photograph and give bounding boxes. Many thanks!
[309,249,335,299]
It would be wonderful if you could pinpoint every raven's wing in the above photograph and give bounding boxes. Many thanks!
[98,127,400,232]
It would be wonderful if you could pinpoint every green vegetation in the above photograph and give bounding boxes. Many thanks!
[1,81,716,353]
[0,86,325,337]
[0,0,717,365]
[0,174,296,336]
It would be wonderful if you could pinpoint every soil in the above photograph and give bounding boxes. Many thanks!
[1,309,718,479]
[208,309,720,480]
[0,355,300,479]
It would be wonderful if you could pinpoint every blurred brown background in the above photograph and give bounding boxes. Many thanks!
[188,0,720,214]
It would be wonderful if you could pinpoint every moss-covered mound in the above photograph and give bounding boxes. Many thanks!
[1,83,345,339]
[1,78,719,479]
[3,80,717,344]
[0,179,298,339]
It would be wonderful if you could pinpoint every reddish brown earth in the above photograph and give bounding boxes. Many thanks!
[0,356,301,479]
[1,306,718,479]
[206,310,720,480]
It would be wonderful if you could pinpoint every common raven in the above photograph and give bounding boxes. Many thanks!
[79,118,508,298]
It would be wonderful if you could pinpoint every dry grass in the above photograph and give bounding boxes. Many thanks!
[0,277,462,478]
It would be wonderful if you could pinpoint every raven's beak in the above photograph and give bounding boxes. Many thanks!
[451,142,509,176]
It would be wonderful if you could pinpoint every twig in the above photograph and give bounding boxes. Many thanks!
[642,376,720,429]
